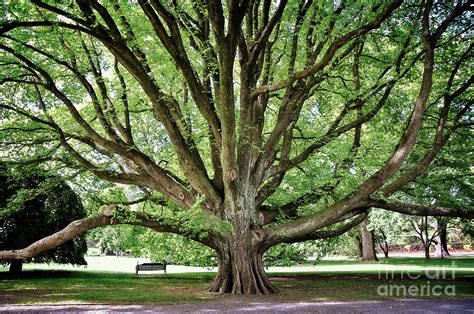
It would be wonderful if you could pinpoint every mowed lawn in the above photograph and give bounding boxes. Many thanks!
[1,257,473,304]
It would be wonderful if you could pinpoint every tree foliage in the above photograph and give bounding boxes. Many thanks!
[0,1,472,294]
[0,164,87,271]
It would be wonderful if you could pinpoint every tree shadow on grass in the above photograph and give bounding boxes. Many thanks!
[0,269,134,281]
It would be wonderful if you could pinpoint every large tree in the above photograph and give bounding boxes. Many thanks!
[0,1,472,294]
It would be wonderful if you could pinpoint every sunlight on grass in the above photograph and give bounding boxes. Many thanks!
[302,257,474,276]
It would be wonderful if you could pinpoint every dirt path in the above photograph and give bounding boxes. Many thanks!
[1,299,473,313]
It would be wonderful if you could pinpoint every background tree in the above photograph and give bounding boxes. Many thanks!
[376,228,390,258]
[433,218,450,258]
[0,1,472,294]
[0,164,87,274]
[88,226,128,256]
[359,215,378,261]
[412,215,440,259]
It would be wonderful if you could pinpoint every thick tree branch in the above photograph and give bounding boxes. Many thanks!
[382,47,473,196]
[264,2,436,244]
[251,0,403,98]
[248,0,288,67]
[260,31,420,185]
[348,1,435,203]
[0,20,100,38]
[137,0,222,146]
[293,213,368,243]
[363,200,474,219]
[0,209,220,262]
[1,8,222,209]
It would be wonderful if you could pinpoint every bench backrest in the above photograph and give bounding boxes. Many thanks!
[136,263,166,271]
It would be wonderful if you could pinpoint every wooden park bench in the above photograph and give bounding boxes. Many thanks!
[135,262,167,275]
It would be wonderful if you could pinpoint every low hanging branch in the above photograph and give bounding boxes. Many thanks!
[0,213,113,261]
[0,207,219,262]
[282,212,369,244]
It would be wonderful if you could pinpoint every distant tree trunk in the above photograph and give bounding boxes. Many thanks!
[9,261,23,274]
[423,216,431,259]
[355,234,363,259]
[382,247,389,258]
[378,229,389,258]
[414,217,432,260]
[440,228,450,255]
[424,245,431,259]
[359,216,378,261]
[434,221,450,258]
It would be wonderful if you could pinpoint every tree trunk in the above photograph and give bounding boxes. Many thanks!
[356,235,363,259]
[9,261,23,275]
[378,240,389,258]
[359,216,378,261]
[378,229,389,258]
[434,223,450,258]
[207,236,277,295]
[207,202,277,295]
[424,245,431,259]
[440,227,450,256]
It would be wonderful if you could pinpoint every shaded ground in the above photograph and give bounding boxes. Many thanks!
[1,271,473,304]
[1,256,473,306]
[1,299,474,313]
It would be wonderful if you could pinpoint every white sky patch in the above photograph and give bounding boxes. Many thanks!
[57,14,75,24]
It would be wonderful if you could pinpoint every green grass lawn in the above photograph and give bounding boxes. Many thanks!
[1,271,213,304]
[301,256,474,276]
[1,257,473,304]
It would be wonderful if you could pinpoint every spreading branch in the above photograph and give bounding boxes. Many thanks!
[0,208,220,262]
[364,200,474,219]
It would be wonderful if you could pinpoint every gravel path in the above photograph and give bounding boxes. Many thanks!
[1,299,473,313]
